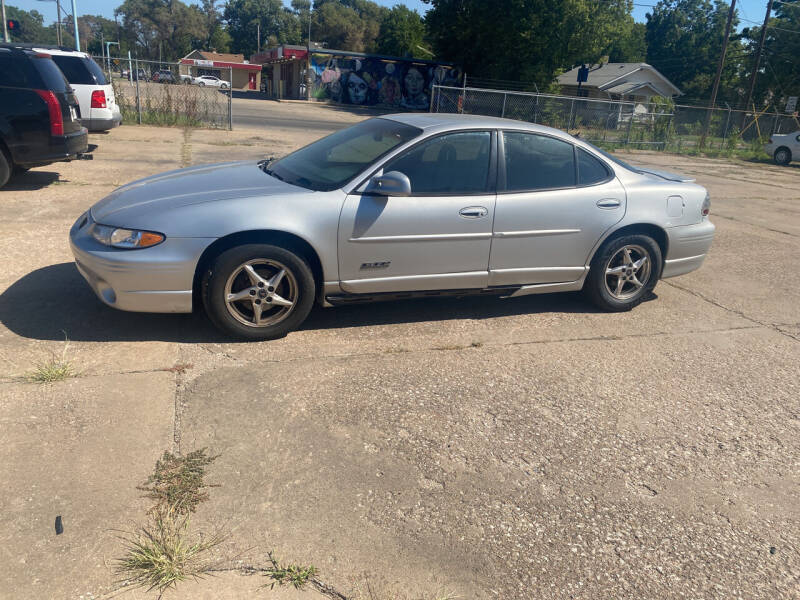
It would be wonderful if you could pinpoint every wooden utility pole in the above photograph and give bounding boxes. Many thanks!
[740,0,773,129]
[700,0,737,148]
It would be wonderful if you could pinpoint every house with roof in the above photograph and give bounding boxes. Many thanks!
[557,62,681,108]
[179,50,262,91]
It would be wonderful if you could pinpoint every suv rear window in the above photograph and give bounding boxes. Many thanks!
[31,55,69,92]
[51,55,108,85]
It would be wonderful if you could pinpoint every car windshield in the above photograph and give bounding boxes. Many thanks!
[580,140,641,174]
[265,118,422,191]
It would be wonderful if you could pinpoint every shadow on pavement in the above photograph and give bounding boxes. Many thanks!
[1,262,602,342]
[3,171,61,191]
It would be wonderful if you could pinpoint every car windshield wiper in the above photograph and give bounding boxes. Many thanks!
[258,157,287,182]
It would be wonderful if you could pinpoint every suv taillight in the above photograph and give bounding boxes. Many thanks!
[702,193,711,217]
[34,89,64,136]
[91,90,107,108]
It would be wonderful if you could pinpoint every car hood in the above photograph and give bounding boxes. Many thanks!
[90,161,304,224]
[637,167,696,183]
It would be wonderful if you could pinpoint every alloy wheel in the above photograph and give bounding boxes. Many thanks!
[604,244,652,301]
[224,259,298,328]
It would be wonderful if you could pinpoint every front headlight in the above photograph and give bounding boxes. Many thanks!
[90,224,165,249]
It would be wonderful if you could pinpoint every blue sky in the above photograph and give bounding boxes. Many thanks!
[14,0,771,29]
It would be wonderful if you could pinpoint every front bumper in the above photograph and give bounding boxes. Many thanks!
[69,213,214,313]
[662,219,715,278]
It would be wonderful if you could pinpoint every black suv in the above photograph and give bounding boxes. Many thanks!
[0,44,88,188]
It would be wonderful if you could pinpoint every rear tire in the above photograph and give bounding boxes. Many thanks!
[0,151,10,189]
[774,147,791,166]
[584,234,662,312]
[203,244,315,340]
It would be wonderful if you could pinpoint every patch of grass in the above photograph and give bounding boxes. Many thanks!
[27,337,76,383]
[115,505,225,595]
[137,448,219,515]
[262,551,318,590]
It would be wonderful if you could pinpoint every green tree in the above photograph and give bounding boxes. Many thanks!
[375,4,428,58]
[608,21,647,62]
[115,0,206,60]
[312,0,388,52]
[645,0,744,104]
[197,0,232,53]
[740,0,800,110]
[425,0,634,87]
[223,0,301,57]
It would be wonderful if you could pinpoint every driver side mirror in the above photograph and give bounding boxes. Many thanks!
[363,171,412,197]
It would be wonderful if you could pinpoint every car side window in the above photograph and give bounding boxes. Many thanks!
[0,53,30,87]
[577,147,611,186]
[503,132,576,191]
[382,131,491,195]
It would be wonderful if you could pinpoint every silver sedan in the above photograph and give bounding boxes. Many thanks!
[69,114,715,340]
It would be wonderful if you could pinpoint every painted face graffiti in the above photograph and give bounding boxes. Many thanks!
[348,73,368,104]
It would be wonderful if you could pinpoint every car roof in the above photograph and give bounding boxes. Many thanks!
[16,43,90,58]
[382,112,573,139]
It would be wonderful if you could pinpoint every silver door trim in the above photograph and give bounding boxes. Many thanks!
[493,228,581,238]
[348,232,493,243]
[489,266,587,286]
[341,270,488,293]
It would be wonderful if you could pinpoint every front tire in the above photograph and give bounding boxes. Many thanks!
[584,234,662,312]
[774,147,791,166]
[203,244,315,340]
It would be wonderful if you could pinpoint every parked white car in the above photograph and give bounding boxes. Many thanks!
[192,75,229,89]
[765,131,800,165]
[34,46,121,132]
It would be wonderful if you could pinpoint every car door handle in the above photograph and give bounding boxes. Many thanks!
[596,198,621,209]
[459,206,489,218]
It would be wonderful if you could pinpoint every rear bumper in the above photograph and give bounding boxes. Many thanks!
[662,219,715,278]
[82,106,122,131]
[69,213,214,314]
[14,128,89,167]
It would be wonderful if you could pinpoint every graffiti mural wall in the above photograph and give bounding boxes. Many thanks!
[310,52,462,110]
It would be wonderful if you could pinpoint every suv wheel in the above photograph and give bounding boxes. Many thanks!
[0,150,10,189]
[774,147,791,166]
[203,244,316,340]
[584,234,662,312]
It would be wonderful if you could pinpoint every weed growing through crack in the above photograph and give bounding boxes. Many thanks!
[262,551,318,590]
[27,335,77,383]
[116,449,225,595]
[115,505,225,595]
[137,448,220,515]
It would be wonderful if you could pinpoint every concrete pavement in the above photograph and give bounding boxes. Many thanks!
[0,119,798,599]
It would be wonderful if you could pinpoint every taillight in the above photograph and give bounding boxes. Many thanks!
[34,89,64,136]
[91,90,107,108]
[702,194,711,217]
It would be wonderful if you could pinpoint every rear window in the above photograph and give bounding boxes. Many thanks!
[51,55,108,85]
[31,55,69,92]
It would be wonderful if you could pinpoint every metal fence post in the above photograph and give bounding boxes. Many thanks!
[501,92,507,118]
[135,58,142,125]
[429,85,435,113]
[228,67,233,130]
[625,105,634,145]
[568,98,575,129]
[722,103,732,148]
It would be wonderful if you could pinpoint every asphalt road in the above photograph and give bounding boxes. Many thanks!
[231,94,390,132]
[1,123,799,599]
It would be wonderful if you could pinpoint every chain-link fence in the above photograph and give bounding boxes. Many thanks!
[431,85,800,152]
[97,57,233,130]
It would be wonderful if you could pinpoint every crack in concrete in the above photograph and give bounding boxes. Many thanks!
[663,280,799,344]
